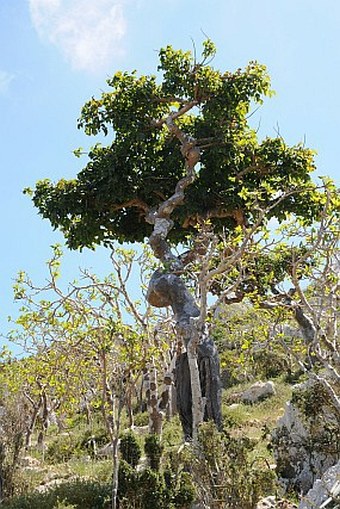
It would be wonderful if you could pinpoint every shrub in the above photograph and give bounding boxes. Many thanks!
[163,467,196,508]
[80,428,110,455]
[133,411,149,427]
[117,438,195,509]
[252,349,290,379]
[181,421,276,509]
[144,434,163,471]
[161,415,183,447]
[137,468,166,509]
[0,479,111,509]
[120,431,141,468]
[45,435,81,463]
[54,500,77,509]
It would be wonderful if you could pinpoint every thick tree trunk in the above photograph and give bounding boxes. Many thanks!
[175,338,222,439]
[147,271,222,439]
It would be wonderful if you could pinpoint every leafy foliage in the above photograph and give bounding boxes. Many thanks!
[212,304,293,385]
[27,41,321,249]
[119,431,141,468]
[6,245,170,444]
[144,434,163,471]
[117,443,195,509]
[0,479,111,509]
[45,434,83,464]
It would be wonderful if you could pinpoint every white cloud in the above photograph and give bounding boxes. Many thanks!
[0,71,15,95]
[28,0,127,73]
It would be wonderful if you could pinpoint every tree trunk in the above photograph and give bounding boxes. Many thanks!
[147,271,222,439]
[145,362,163,435]
[111,435,120,509]
[25,402,41,449]
[186,337,205,441]
[175,337,222,439]
[111,386,124,509]
[145,110,222,440]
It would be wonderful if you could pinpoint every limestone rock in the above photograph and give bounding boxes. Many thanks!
[241,381,276,404]
[272,379,340,494]
[97,442,114,457]
[256,498,297,509]
[298,460,340,509]
[227,391,243,404]
[21,455,42,472]
[256,496,277,508]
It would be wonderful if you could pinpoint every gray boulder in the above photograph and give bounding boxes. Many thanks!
[241,381,276,404]
[256,497,298,509]
[272,379,340,494]
[298,460,340,509]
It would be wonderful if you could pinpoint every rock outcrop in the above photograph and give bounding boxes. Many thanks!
[272,379,340,494]
[298,460,340,509]
[256,496,297,509]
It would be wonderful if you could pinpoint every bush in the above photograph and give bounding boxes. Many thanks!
[137,468,167,509]
[181,422,276,509]
[144,435,163,471]
[120,431,141,468]
[163,467,196,508]
[0,479,111,509]
[118,460,194,509]
[161,415,183,447]
[80,428,110,454]
[133,411,149,427]
[252,349,290,379]
[46,426,110,463]
[54,500,77,509]
[117,436,195,509]
[45,435,81,463]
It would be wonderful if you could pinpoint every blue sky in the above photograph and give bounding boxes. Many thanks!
[1,0,339,352]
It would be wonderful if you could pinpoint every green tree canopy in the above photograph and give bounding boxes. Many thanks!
[28,40,320,249]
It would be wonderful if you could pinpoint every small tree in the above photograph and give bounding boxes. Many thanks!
[8,245,173,509]
[260,179,340,412]
[0,350,27,501]
[28,40,323,439]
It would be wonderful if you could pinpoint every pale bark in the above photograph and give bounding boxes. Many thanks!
[146,106,222,440]
[186,333,205,440]
[111,388,124,509]
[23,393,42,449]
[145,361,163,435]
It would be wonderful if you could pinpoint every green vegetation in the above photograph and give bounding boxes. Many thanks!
[0,369,296,508]
[27,40,321,250]
[2,39,338,509]
[0,479,111,509]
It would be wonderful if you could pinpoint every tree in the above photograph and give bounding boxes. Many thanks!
[0,349,27,501]
[27,40,323,439]
[8,245,174,509]
[260,179,340,412]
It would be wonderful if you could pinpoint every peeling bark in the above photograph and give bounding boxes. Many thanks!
[293,304,317,344]
[146,267,223,437]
